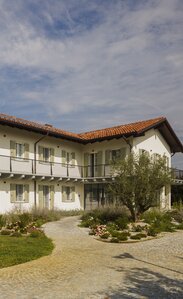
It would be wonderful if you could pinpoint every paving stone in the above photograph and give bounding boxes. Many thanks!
[0,216,183,299]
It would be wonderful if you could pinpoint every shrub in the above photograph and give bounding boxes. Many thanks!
[117,232,129,241]
[81,207,129,226]
[147,226,159,237]
[142,209,163,224]
[115,216,129,230]
[100,232,110,239]
[168,210,183,223]
[130,233,146,240]
[110,237,119,243]
[29,230,45,238]
[132,225,143,232]
[1,229,11,235]
[0,215,6,228]
[11,231,22,237]
[18,213,32,228]
[175,223,183,230]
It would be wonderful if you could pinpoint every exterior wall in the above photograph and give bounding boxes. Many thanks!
[0,125,83,177]
[132,128,171,209]
[0,125,172,213]
[0,179,84,213]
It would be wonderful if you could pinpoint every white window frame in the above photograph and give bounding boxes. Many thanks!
[111,149,121,161]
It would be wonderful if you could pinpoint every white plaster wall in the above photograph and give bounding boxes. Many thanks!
[0,179,84,214]
[0,180,35,214]
[132,129,171,165]
[0,125,83,176]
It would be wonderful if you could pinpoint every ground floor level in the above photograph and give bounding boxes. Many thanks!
[0,179,171,213]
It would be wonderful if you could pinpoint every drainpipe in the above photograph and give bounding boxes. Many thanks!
[33,132,49,208]
[122,136,132,152]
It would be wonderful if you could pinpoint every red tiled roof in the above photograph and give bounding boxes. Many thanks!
[0,113,80,141]
[78,117,165,140]
[0,113,182,152]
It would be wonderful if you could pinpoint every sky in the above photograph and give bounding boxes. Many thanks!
[0,0,182,167]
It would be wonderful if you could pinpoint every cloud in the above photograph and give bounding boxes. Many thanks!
[0,0,182,165]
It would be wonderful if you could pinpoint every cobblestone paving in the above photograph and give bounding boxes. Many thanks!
[0,216,183,299]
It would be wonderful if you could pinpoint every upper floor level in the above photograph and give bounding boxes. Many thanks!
[0,113,182,181]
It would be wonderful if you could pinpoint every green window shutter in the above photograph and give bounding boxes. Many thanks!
[71,187,75,202]
[96,151,103,177]
[24,184,29,203]
[10,141,16,157]
[50,185,54,209]
[62,186,67,202]
[24,143,29,159]
[84,153,89,177]
[10,184,16,203]
[120,148,126,160]
[71,152,76,166]
[50,148,54,163]
[38,185,43,209]
[38,146,43,161]
[105,150,111,164]
[62,150,66,164]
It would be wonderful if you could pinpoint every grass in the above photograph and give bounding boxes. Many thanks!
[0,234,54,269]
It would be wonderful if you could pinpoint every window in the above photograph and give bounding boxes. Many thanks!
[111,149,121,161]
[62,186,75,202]
[43,147,50,162]
[61,150,76,166]
[16,184,24,202]
[16,143,24,158]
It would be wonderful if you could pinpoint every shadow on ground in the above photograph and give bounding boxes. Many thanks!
[103,253,183,299]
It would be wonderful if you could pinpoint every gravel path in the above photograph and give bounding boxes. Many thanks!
[0,216,183,299]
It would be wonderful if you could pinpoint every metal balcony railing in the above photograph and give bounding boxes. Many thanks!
[0,154,112,178]
[0,154,182,180]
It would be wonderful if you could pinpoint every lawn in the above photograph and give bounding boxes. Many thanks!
[0,235,54,268]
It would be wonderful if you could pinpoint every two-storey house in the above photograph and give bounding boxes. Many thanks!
[0,114,182,213]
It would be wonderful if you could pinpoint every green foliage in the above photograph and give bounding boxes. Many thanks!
[147,226,159,236]
[1,229,11,235]
[11,231,22,237]
[108,153,172,221]
[0,235,54,268]
[130,233,147,240]
[0,215,6,228]
[115,216,129,230]
[29,230,45,238]
[100,232,110,239]
[168,209,183,223]
[80,207,129,228]
[175,223,183,230]
[142,209,163,224]
[110,237,119,243]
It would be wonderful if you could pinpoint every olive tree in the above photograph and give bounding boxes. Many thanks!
[108,152,172,222]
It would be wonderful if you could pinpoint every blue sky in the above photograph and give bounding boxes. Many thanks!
[0,0,182,166]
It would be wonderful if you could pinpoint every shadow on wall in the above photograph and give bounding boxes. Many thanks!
[102,253,183,299]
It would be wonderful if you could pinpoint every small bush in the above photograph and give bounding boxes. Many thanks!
[115,216,129,230]
[100,232,110,239]
[168,210,183,224]
[175,223,183,230]
[132,225,143,232]
[29,230,45,238]
[117,232,129,241]
[1,229,11,235]
[18,213,33,228]
[130,233,146,240]
[0,215,6,228]
[147,226,159,237]
[11,231,22,237]
[110,237,119,243]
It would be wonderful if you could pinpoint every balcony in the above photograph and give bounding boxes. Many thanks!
[0,154,112,181]
[0,154,182,184]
